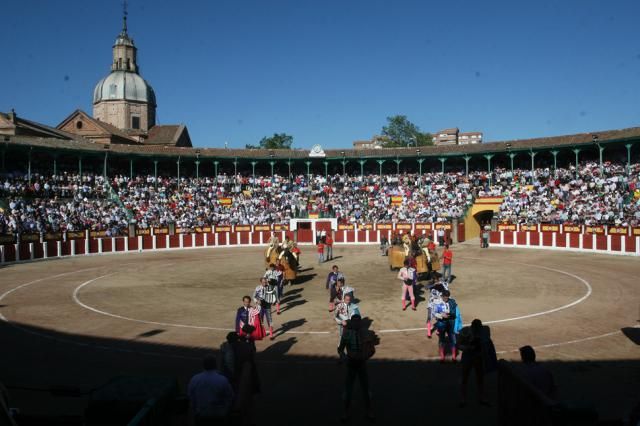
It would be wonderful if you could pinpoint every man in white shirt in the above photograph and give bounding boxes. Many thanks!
[188,355,234,425]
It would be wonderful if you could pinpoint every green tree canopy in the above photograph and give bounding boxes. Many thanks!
[246,133,293,150]
[381,115,432,147]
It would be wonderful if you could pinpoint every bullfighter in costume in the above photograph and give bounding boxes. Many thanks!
[334,293,360,341]
[236,296,266,341]
[254,277,279,339]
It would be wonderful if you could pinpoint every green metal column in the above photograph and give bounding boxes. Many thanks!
[529,151,537,183]
[129,158,134,180]
[103,151,108,178]
[270,160,276,177]
[287,160,292,179]
[176,157,181,190]
[341,160,347,175]
[463,155,471,176]
[358,160,366,178]
[550,150,559,174]
[53,156,57,176]
[323,161,328,179]
[376,159,385,180]
[393,158,402,176]
[195,160,200,179]
[438,157,446,174]
[27,148,32,183]
[153,160,158,189]
[508,153,516,175]
[417,158,425,186]
[598,145,604,169]
[233,159,238,184]
[0,148,5,173]
[484,154,494,185]
[214,160,219,177]
[305,161,311,180]
[626,143,632,176]
[251,161,258,187]
[572,148,581,178]
[78,157,83,179]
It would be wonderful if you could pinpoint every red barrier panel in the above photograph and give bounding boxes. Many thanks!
[89,239,99,254]
[156,235,167,249]
[61,241,71,256]
[218,233,228,245]
[610,235,622,252]
[33,243,44,259]
[529,232,540,246]
[556,233,566,248]
[102,239,112,253]
[169,235,180,248]
[77,240,87,255]
[335,230,345,243]
[115,238,125,252]
[228,233,238,245]
[142,235,153,250]
[625,236,636,253]
[239,232,250,245]
[261,231,272,242]
[46,241,58,257]
[128,237,138,251]
[489,232,500,244]
[19,243,31,260]
[542,233,553,247]
[251,232,261,245]
[194,233,205,247]
[346,230,355,243]
[285,231,295,241]
[504,232,513,245]
[368,230,378,243]
[357,231,367,242]
[516,232,526,245]
[568,233,580,249]
[183,234,193,247]
[595,235,607,251]
[582,235,593,250]
[3,244,16,262]
[207,233,216,246]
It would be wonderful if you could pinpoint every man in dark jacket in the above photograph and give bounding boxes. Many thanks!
[337,315,374,422]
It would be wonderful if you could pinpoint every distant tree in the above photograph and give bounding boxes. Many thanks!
[381,115,433,147]
[246,133,293,150]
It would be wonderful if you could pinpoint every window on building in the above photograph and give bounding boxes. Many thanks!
[131,116,140,129]
[76,121,83,129]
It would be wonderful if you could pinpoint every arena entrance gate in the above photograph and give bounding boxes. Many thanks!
[289,218,338,245]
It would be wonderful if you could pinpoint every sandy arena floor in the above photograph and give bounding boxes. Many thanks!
[1,243,639,424]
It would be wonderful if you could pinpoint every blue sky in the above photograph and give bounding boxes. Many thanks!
[1,0,639,149]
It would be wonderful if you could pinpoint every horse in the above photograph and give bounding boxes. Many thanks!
[264,246,281,268]
[281,251,298,284]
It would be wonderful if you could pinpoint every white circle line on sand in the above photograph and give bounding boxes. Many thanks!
[0,266,123,322]
[72,275,330,335]
[378,259,593,333]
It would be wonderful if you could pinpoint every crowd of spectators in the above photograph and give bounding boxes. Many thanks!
[1,160,639,234]
[494,162,640,226]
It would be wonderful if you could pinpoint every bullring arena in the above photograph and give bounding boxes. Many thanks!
[1,232,639,424]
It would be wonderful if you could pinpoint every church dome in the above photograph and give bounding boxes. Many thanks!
[92,71,156,106]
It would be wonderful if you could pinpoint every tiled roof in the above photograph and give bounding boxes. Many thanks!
[146,125,183,145]
[4,126,640,159]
